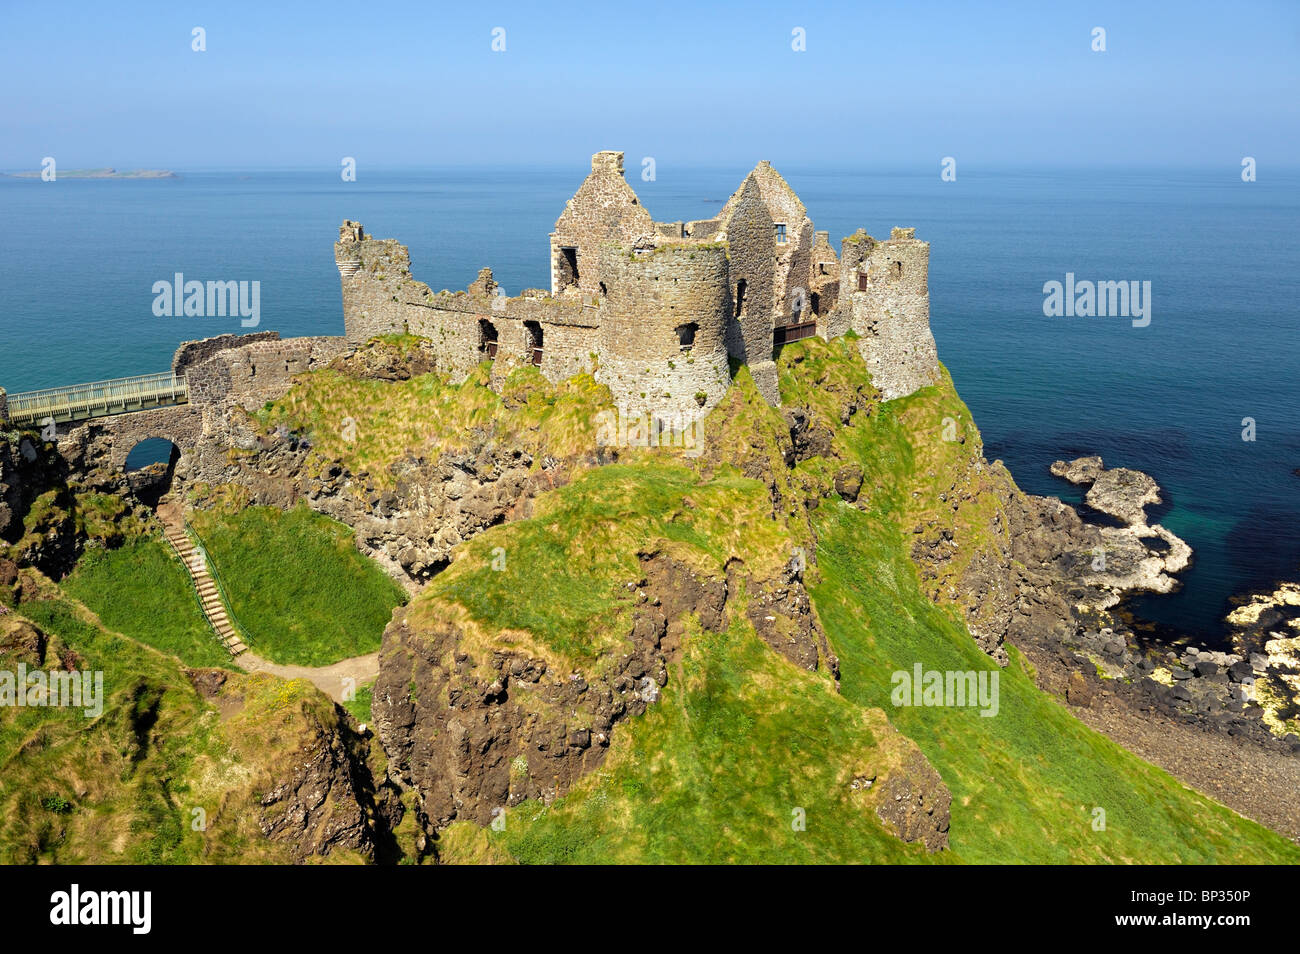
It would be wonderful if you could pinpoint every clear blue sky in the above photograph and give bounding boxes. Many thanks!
[2,0,1296,170]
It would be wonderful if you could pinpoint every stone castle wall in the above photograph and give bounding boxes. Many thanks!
[172,332,282,377]
[184,335,351,411]
[331,152,940,416]
[596,243,732,419]
[0,388,8,427]
[842,228,939,400]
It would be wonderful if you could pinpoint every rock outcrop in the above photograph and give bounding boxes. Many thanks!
[372,552,731,830]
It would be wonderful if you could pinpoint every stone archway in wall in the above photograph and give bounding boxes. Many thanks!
[124,437,181,507]
[56,404,207,499]
[100,405,204,472]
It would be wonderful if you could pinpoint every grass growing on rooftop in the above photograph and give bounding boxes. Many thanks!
[189,503,406,667]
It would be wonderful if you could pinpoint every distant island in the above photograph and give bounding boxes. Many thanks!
[4,167,177,179]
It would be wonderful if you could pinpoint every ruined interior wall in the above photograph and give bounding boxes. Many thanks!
[849,228,939,400]
[595,244,732,419]
[809,230,841,330]
[186,336,351,411]
[0,389,8,427]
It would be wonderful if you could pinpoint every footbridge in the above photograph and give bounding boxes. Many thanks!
[3,371,188,428]
[0,332,350,477]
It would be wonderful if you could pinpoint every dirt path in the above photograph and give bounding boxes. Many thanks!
[239,651,380,704]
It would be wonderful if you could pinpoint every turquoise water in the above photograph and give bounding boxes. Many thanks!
[1,166,1297,642]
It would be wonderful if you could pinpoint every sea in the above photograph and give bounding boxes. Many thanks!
[1,164,1296,645]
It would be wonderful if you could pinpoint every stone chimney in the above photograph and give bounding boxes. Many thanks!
[591,151,624,175]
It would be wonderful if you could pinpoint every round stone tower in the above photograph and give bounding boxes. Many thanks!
[595,242,732,421]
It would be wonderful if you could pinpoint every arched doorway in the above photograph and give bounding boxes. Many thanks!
[124,437,181,507]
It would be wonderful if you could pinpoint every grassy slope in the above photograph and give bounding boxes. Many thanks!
[781,339,1299,863]
[0,576,360,864]
[425,463,936,863]
[437,337,1299,864]
[189,503,407,666]
[63,535,232,669]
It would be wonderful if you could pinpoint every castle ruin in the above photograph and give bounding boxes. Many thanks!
[335,151,939,415]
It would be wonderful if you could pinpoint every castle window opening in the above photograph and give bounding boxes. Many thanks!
[774,223,787,244]
[893,261,903,278]
[557,246,579,289]
[810,293,820,316]
[478,319,499,359]
[524,320,544,365]
[676,322,697,351]
[735,279,747,317]
[858,271,869,292]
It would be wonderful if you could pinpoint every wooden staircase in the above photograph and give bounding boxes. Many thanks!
[161,517,247,657]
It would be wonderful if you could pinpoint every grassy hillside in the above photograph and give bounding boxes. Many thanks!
[0,574,367,864]
[427,338,1300,864]
[189,502,407,666]
[63,535,231,669]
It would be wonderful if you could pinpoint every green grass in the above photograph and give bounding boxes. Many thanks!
[435,339,1300,864]
[342,683,373,723]
[799,348,1300,864]
[463,616,942,865]
[190,503,406,667]
[0,590,215,864]
[62,536,231,669]
[812,497,1299,863]
[0,578,369,864]
[430,461,784,669]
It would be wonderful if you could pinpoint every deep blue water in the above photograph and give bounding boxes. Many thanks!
[1,165,1297,644]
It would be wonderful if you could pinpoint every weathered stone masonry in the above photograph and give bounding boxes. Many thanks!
[335,150,941,418]
[50,332,348,478]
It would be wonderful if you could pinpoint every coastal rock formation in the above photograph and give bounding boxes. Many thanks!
[1226,580,1300,738]
[372,553,722,828]
[874,749,952,853]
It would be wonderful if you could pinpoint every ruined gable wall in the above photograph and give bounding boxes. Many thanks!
[551,152,656,299]
[718,177,775,366]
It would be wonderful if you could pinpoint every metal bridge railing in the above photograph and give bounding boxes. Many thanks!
[5,371,188,426]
